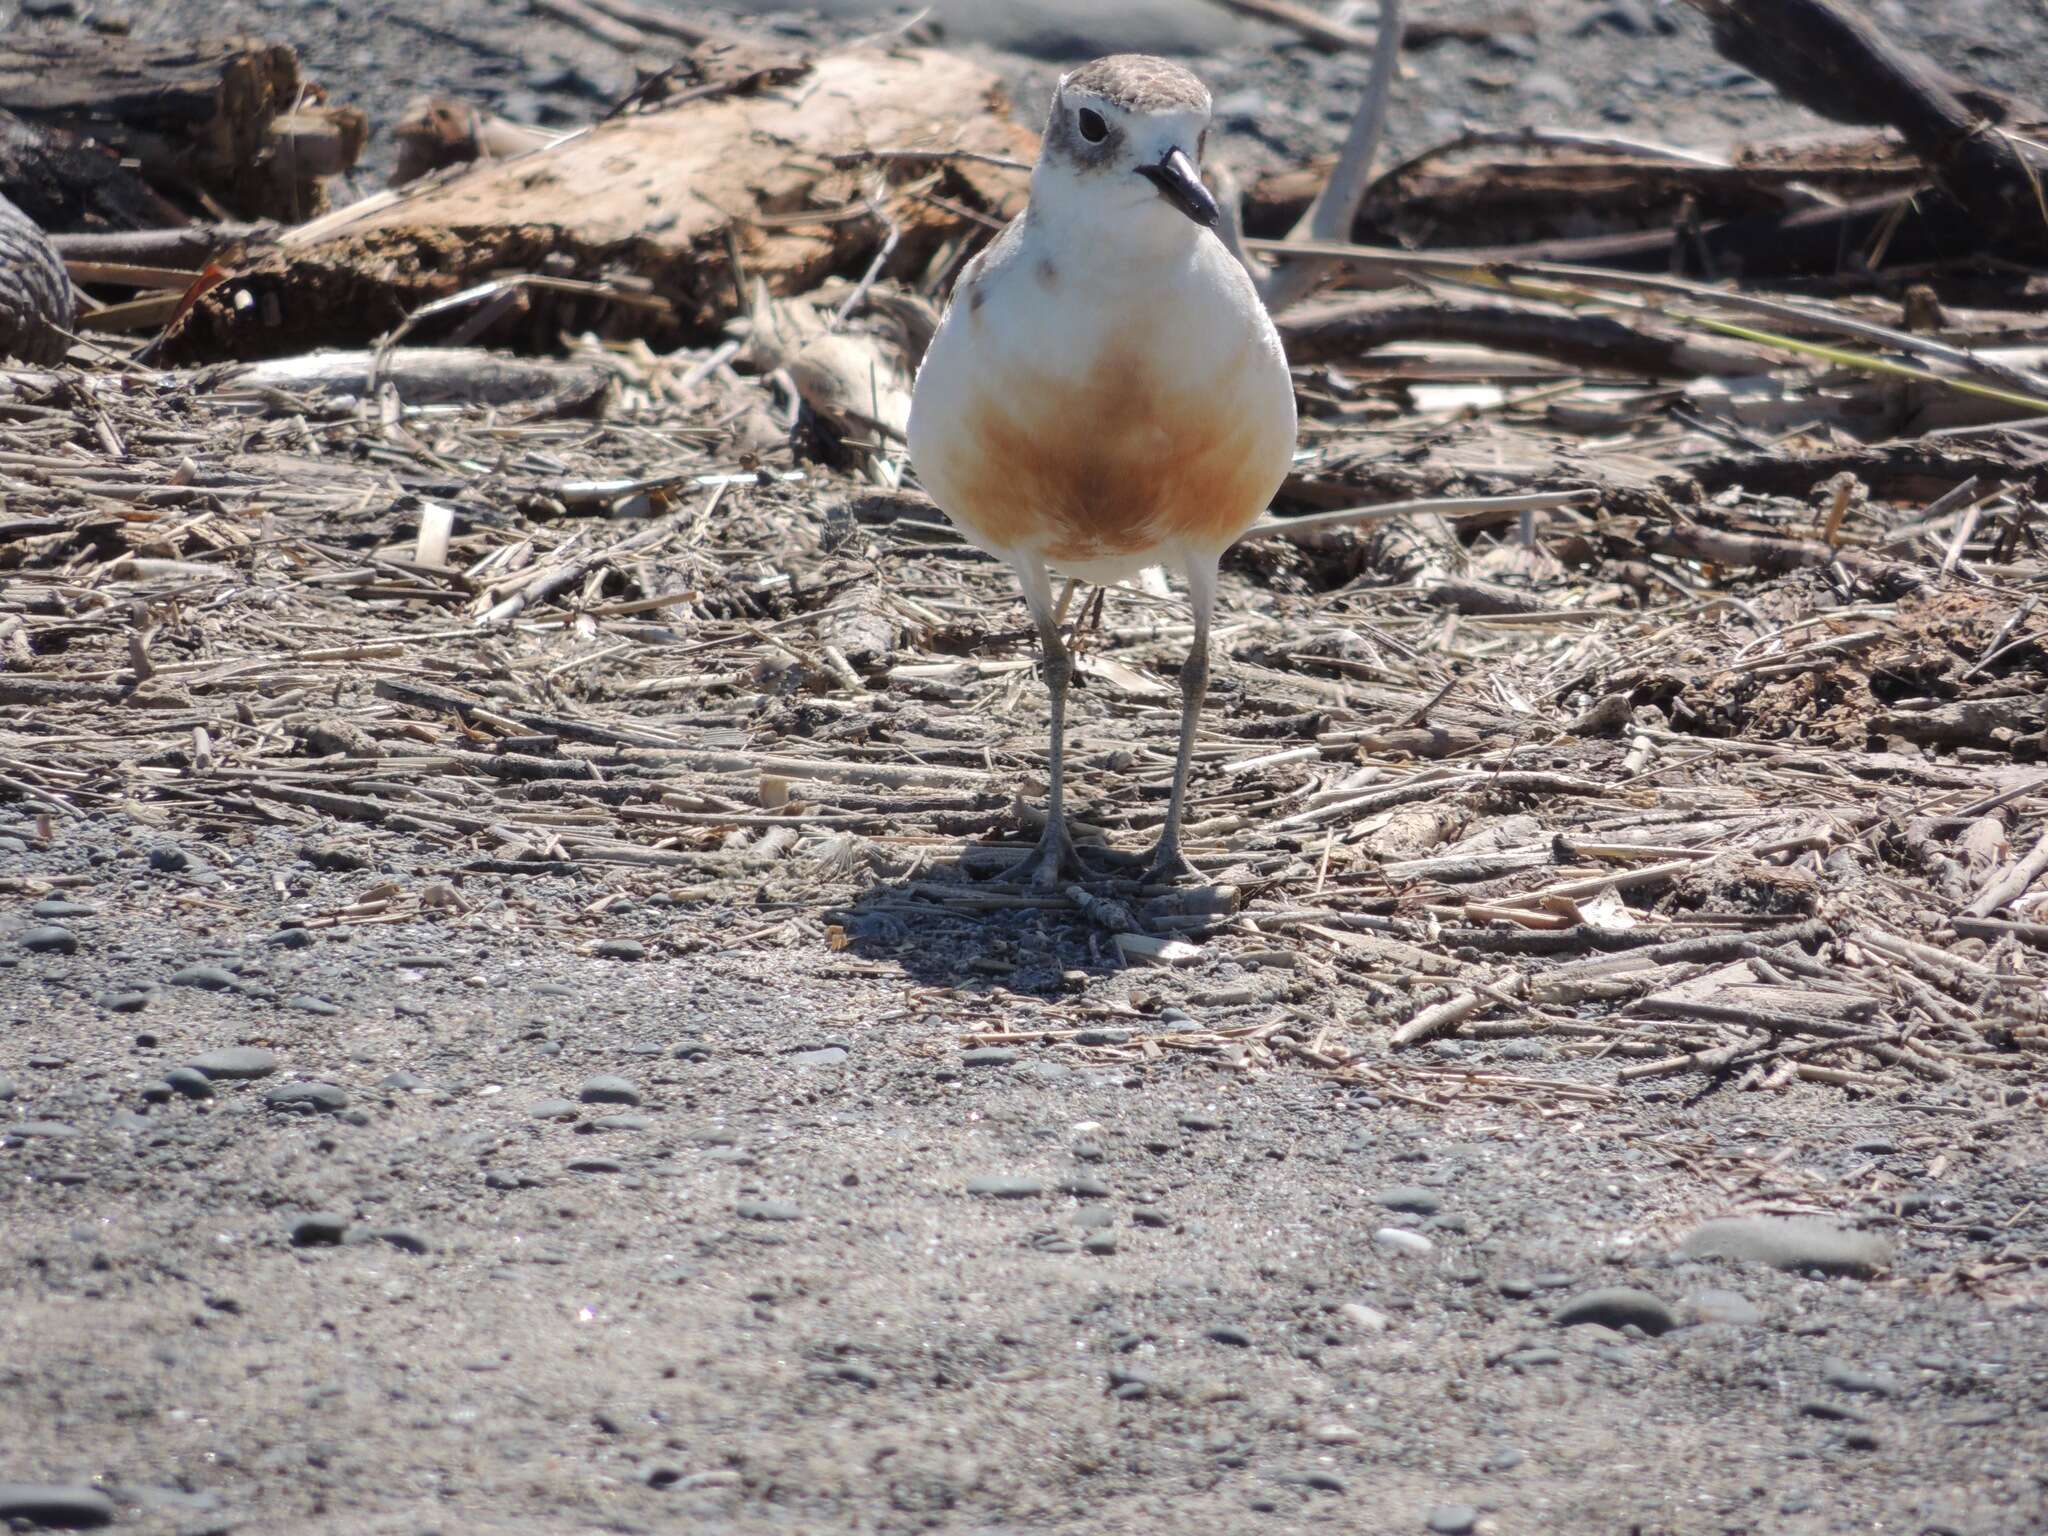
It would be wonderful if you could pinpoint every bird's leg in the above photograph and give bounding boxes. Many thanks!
[1145,560,1216,885]
[1009,566,1084,888]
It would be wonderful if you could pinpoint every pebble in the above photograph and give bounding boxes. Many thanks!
[381,1071,424,1092]
[1373,1227,1434,1257]
[1205,1325,1251,1348]
[1177,1113,1223,1132]
[290,1213,349,1247]
[31,899,94,920]
[265,1082,349,1113]
[266,926,316,949]
[164,1067,215,1101]
[529,1098,579,1120]
[149,842,218,882]
[20,924,77,954]
[1682,1289,1762,1327]
[594,939,645,961]
[1679,1216,1892,1277]
[967,1174,1046,1199]
[566,1158,622,1174]
[171,963,240,991]
[584,1114,652,1133]
[1082,1233,1117,1255]
[673,1039,714,1061]
[484,1170,541,1191]
[961,1047,1018,1067]
[788,1046,848,1068]
[0,1073,12,1101]
[101,991,151,1013]
[1552,1287,1677,1337]
[736,1199,802,1222]
[1372,1185,1442,1215]
[1822,1360,1897,1397]
[1798,1399,1868,1423]
[0,1484,115,1528]
[1339,1302,1389,1332]
[189,1046,278,1080]
[579,1075,641,1106]
[4,1120,80,1140]
[1058,1175,1110,1198]
[1426,1505,1479,1535]
[1481,1448,1524,1473]
[376,1228,431,1255]
[291,995,342,1016]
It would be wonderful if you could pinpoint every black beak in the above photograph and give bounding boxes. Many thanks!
[1135,147,1219,229]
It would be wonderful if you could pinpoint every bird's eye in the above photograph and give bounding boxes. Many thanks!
[1076,108,1109,144]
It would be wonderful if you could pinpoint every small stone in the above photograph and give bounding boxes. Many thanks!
[164,1067,215,1101]
[264,1082,348,1113]
[566,1158,623,1174]
[1798,1400,1868,1423]
[266,926,316,949]
[529,1098,579,1120]
[1339,1302,1389,1332]
[673,1039,714,1061]
[594,938,645,961]
[1373,1227,1434,1257]
[736,1199,802,1222]
[290,1213,349,1247]
[1205,1325,1251,1347]
[584,1114,652,1133]
[0,1484,115,1528]
[1682,1289,1762,1327]
[1058,1176,1110,1198]
[0,1073,13,1101]
[788,1045,848,1068]
[381,1071,424,1092]
[101,991,150,1013]
[483,1170,541,1191]
[289,995,341,1016]
[1178,1112,1223,1132]
[188,1046,278,1080]
[1074,1028,1129,1046]
[4,1120,79,1140]
[30,899,94,920]
[20,925,77,954]
[376,1228,431,1255]
[1679,1216,1892,1277]
[170,963,239,991]
[1426,1505,1478,1535]
[148,842,216,880]
[961,1046,1017,1067]
[1372,1185,1442,1215]
[579,1075,641,1106]
[1822,1360,1897,1397]
[1481,1448,1524,1473]
[967,1174,1046,1199]
[1552,1287,1677,1337]
[1842,1427,1881,1451]
[1082,1233,1117,1255]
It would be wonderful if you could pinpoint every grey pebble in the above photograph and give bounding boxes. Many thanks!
[583,1114,652,1133]
[1552,1287,1677,1337]
[1372,1185,1442,1215]
[20,924,77,954]
[189,1046,279,1080]
[5,1120,80,1140]
[1058,1176,1110,1198]
[1426,1505,1478,1535]
[579,1075,641,1106]
[265,1082,349,1113]
[736,1199,802,1222]
[1798,1399,1869,1423]
[171,964,240,991]
[1682,1289,1762,1327]
[376,1228,431,1254]
[381,1071,424,1092]
[967,1174,1046,1199]
[30,898,94,919]
[0,1073,12,1101]
[594,938,645,961]
[291,1213,349,1247]
[529,1098,579,1120]
[165,1067,216,1101]
[788,1046,848,1068]
[290,995,342,1016]
[0,1484,115,1528]
[1083,1233,1118,1255]
[1205,1326,1251,1347]
[266,926,315,949]
[1178,1113,1223,1132]
[149,843,218,882]
[1822,1360,1897,1397]
[1679,1216,1892,1277]
[1481,1448,1524,1473]
[961,1047,1018,1067]
[101,990,151,1013]
[673,1039,714,1061]
[566,1158,623,1174]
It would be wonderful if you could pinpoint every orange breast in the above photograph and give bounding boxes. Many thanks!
[933,338,1288,564]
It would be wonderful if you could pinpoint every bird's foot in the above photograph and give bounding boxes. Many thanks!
[1008,821,1086,889]
[1140,840,1199,887]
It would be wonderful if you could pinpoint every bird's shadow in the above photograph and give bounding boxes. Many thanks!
[829,837,1237,995]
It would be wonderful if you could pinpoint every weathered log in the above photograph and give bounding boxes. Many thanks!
[0,32,365,222]
[1686,0,2048,253]
[161,48,1033,363]
[0,190,75,364]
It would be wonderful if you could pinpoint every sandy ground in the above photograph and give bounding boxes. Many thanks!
[4,2,2048,1533]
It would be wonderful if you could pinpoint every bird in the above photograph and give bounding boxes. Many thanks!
[907,54,1297,888]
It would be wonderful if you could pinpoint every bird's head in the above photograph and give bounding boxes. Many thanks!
[1033,55,1218,244]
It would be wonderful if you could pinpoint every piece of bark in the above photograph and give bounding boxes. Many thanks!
[1276,292,1772,379]
[0,109,191,233]
[49,223,271,267]
[392,97,557,186]
[0,31,365,222]
[208,348,613,416]
[161,48,1032,363]
[0,190,75,364]
[1686,0,2048,253]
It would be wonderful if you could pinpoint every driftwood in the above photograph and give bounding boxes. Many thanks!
[0,32,365,223]
[210,348,614,415]
[391,98,558,187]
[1687,0,2048,254]
[0,109,191,234]
[0,191,74,364]
[161,48,1032,363]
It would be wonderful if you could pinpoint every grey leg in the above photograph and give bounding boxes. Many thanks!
[1145,557,1216,885]
[1008,559,1083,887]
